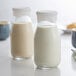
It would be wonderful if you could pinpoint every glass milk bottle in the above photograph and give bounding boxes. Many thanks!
[34,10,61,69]
[11,7,34,60]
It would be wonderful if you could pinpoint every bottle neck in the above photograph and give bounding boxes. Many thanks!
[14,15,32,23]
[37,16,57,23]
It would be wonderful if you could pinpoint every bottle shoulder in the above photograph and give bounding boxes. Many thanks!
[38,21,56,26]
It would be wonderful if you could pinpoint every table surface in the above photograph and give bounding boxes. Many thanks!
[0,33,76,76]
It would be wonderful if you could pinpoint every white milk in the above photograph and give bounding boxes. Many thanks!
[34,25,61,68]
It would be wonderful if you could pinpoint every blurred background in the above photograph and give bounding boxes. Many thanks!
[0,0,76,25]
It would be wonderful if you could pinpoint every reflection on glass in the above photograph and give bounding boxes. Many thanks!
[71,53,76,70]
[35,68,60,76]
[11,59,34,76]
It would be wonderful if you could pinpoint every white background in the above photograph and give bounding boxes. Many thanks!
[0,0,76,25]
[0,1,76,76]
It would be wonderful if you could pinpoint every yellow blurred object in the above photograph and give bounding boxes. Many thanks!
[67,23,76,29]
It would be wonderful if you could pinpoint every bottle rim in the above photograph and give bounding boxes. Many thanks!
[36,10,57,15]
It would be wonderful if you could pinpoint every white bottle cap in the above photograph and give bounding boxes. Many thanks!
[36,10,57,23]
[13,7,31,17]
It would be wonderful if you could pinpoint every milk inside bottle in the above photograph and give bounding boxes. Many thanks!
[34,10,61,69]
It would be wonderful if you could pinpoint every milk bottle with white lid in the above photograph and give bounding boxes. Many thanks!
[11,7,34,60]
[34,10,61,69]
